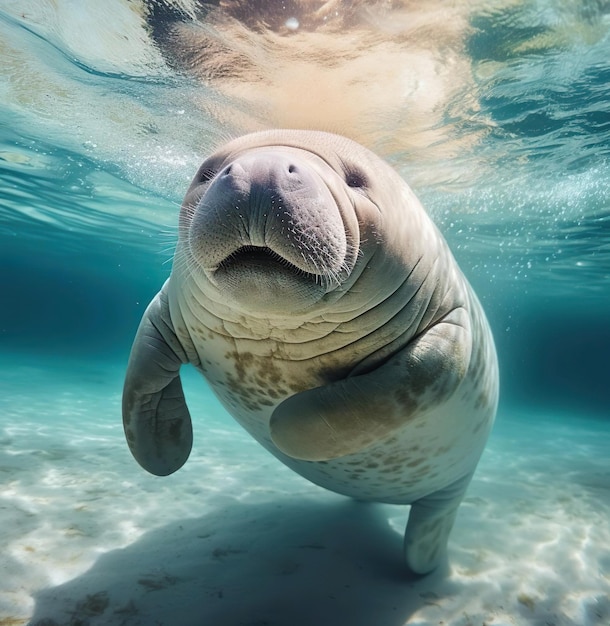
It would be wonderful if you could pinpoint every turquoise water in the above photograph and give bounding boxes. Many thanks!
[1,2,609,625]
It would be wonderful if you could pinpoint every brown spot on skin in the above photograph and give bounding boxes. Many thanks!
[472,418,487,434]
[384,465,403,474]
[406,458,425,468]
[394,387,418,414]
[168,419,183,445]
[407,368,431,398]
[220,350,303,409]
[225,350,255,383]
[257,359,284,385]
[371,450,387,460]
[412,465,431,477]
[243,401,262,412]
[226,380,252,399]
[474,389,491,410]
[382,455,400,466]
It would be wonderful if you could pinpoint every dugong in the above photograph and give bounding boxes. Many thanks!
[123,129,499,574]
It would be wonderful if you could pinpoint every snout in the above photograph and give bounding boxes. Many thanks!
[191,151,347,273]
[187,149,349,283]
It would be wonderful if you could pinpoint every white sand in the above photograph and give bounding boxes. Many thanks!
[0,354,608,626]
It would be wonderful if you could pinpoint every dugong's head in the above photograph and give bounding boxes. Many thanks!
[175,129,425,317]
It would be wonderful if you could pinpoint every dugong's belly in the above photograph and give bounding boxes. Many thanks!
[190,304,498,505]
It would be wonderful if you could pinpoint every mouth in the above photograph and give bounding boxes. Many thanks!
[217,245,319,282]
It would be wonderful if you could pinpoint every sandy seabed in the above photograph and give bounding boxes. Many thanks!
[0,354,608,626]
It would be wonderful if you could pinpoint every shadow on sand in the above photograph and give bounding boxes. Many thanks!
[28,496,455,626]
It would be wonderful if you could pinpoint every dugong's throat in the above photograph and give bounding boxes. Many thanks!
[171,271,338,343]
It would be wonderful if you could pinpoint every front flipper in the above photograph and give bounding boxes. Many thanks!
[270,309,471,461]
[122,285,192,476]
[404,471,473,574]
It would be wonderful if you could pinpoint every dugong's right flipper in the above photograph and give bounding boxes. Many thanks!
[270,308,472,461]
[122,285,193,476]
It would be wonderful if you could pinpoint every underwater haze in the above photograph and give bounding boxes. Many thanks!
[1,1,609,625]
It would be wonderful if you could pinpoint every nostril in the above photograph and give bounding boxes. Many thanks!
[288,164,298,174]
[222,164,232,177]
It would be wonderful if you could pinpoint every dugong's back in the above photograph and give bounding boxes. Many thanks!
[123,129,498,574]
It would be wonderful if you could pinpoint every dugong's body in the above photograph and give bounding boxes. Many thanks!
[123,130,498,574]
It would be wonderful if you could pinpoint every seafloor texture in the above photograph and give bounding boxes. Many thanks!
[1,354,608,626]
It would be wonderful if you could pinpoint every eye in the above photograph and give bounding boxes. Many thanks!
[194,165,218,185]
[344,168,367,189]
[193,156,224,185]
[195,168,214,184]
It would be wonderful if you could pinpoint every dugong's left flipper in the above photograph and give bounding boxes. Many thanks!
[122,285,193,476]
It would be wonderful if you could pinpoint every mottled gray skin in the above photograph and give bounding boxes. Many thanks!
[123,130,499,575]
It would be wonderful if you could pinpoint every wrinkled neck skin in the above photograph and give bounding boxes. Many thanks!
[167,163,465,373]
